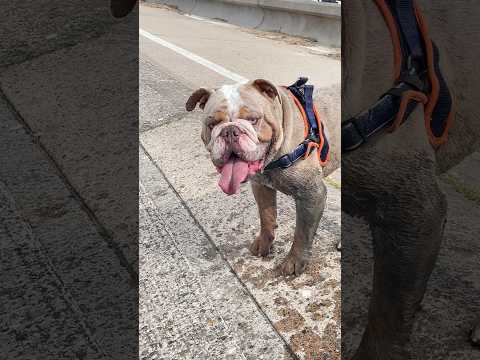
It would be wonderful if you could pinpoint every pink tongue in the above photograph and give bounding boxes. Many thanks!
[218,157,250,195]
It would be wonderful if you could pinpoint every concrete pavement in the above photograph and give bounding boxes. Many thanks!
[0,3,138,359]
[139,3,341,360]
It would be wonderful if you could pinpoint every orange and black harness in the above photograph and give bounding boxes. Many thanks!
[342,0,454,152]
[264,77,330,170]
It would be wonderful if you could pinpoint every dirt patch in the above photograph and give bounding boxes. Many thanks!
[306,301,332,322]
[274,308,306,333]
[241,28,340,60]
[290,325,340,360]
[274,296,289,306]
[284,260,328,289]
[304,260,328,280]
[288,276,319,289]
[142,2,181,12]
[241,28,317,46]
[323,279,338,290]
[333,290,341,323]
[322,322,341,360]
[290,328,326,360]
[232,258,245,273]
[239,264,275,289]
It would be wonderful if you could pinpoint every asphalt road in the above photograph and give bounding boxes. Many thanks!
[139,3,341,360]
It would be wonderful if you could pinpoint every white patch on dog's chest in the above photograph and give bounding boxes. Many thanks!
[220,84,243,119]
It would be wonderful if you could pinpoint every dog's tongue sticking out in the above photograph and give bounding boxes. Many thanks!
[218,157,262,195]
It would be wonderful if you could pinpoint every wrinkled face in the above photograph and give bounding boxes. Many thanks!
[186,79,281,195]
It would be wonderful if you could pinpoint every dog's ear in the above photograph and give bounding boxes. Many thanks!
[252,79,278,101]
[186,88,212,111]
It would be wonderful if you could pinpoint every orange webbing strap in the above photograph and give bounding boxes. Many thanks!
[288,90,309,138]
[373,0,403,80]
[387,90,428,132]
[313,105,329,166]
[373,0,455,146]
[413,1,455,146]
[287,89,329,166]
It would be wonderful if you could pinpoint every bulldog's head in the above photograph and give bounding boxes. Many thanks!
[186,79,283,195]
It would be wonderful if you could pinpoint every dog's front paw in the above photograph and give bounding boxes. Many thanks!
[276,251,306,276]
[249,233,274,257]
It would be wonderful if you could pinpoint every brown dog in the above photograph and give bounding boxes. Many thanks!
[186,79,340,275]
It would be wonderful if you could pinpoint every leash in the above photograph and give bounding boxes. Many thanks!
[342,0,454,152]
[264,77,330,171]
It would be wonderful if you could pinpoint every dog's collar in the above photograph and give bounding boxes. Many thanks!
[342,0,454,153]
[264,78,330,171]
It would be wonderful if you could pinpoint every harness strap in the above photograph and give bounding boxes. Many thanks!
[264,78,329,171]
[390,0,424,67]
[342,0,454,152]
[342,82,419,151]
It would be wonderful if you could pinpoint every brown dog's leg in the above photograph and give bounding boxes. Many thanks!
[354,182,447,360]
[277,178,327,276]
[249,181,277,257]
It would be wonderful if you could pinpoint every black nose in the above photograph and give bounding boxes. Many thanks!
[220,125,240,141]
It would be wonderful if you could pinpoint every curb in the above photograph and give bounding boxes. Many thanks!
[220,0,340,18]
[144,0,341,47]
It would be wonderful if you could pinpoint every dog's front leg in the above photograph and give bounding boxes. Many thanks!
[354,181,447,360]
[277,177,327,276]
[250,181,277,257]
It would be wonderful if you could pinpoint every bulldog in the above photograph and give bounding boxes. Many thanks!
[186,79,340,276]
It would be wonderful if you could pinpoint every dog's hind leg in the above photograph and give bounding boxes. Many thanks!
[354,178,447,360]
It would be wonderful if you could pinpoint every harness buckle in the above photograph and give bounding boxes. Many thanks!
[293,77,309,88]
[307,128,320,144]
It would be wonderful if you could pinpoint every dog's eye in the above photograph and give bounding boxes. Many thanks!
[247,116,260,125]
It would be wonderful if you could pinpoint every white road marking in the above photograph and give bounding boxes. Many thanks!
[139,28,248,83]
[184,14,234,27]
[184,14,206,21]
